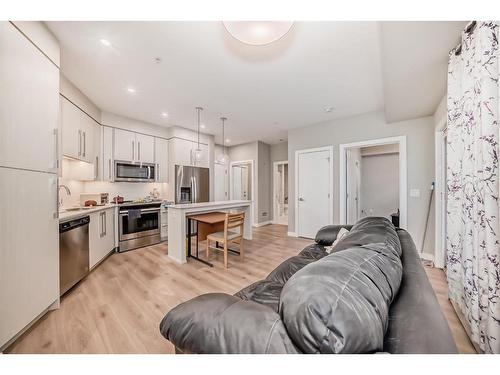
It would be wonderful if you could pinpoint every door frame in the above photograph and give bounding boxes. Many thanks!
[339,136,407,229]
[229,159,255,225]
[295,146,334,237]
[273,160,288,225]
[434,120,447,269]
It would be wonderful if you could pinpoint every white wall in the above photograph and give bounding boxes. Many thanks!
[288,111,436,254]
[360,152,399,218]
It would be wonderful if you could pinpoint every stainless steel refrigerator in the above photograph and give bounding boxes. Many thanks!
[175,165,210,204]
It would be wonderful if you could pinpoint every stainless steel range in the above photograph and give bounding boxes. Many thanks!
[118,202,161,252]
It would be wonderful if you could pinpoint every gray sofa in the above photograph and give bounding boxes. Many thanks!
[159,217,458,354]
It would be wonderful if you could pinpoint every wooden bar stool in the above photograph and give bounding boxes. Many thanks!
[206,212,245,268]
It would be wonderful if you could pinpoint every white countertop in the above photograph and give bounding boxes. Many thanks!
[58,204,118,222]
[168,200,252,210]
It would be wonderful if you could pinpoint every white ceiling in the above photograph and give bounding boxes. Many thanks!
[46,21,466,145]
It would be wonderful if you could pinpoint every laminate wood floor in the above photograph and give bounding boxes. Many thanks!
[6,225,475,354]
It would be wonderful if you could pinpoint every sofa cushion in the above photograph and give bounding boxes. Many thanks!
[234,279,284,312]
[236,245,328,311]
[279,241,403,353]
[332,217,402,256]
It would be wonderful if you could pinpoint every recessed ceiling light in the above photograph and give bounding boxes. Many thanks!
[200,124,206,129]
[161,112,168,118]
[324,106,334,113]
[100,39,111,47]
[127,87,136,94]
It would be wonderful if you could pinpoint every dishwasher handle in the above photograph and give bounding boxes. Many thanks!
[59,216,90,233]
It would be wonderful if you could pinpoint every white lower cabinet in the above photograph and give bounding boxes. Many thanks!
[89,208,115,269]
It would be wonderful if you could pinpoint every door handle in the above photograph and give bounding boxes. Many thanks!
[298,197,304,202]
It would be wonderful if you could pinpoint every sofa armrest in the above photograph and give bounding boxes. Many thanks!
[315,224,353,245]
[159,293,299,354]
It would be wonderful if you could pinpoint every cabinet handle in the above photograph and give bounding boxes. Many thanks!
[138,141,141,161]
[132,141,135,161]
[100,212,104,238]
[83,131,86,157]
[53,128,59,171]
[95,155,99,180]
[104,211,107,236]
[78,130,82,156]
[53,178,59,219]
[109,159,112,180]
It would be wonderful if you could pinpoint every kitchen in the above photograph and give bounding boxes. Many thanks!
[0,21,252,352]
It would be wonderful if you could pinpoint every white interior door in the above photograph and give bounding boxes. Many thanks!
[214,163,228,201]
[297,149,332,238]
[232,166,242,200]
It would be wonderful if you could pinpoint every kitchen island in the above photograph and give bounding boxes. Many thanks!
[167,200,253,264]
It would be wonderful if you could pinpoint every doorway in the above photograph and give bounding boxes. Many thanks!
[339,136,407,228]
[273,161,288,225]
[230,160,255,224]
[295,146,334,239]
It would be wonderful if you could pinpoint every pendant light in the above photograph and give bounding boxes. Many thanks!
[218,117,229,165]
[193,106,203,164]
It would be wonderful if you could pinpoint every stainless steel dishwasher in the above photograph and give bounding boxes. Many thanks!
[59,216,90,296]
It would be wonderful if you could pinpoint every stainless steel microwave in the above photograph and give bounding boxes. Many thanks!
[114,161,156,182]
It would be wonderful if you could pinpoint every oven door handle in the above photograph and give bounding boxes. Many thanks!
[119,208,160,215]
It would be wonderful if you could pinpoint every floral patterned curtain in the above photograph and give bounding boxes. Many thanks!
[446,21,500,354]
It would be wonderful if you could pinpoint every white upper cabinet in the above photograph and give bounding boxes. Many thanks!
[136,133,155,163]
[169,138,209,168]
[0,22,59,173]
[61,97,80,159]
[114,128,135,162]
[102,126,114,181]
[114,128,155,164]
[155,137,169,183]
[60,95,98,166]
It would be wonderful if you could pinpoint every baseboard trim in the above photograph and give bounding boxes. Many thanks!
[287,231,298,237]
[253,221,272,227]
[420,252,435,262]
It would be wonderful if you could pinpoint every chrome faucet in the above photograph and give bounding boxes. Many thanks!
[58,184,71,207]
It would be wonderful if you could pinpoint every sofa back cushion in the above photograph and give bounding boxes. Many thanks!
[279,242,402,353]
[332,217,402,256]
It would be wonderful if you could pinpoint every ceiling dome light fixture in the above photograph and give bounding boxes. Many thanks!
[218,117,230,165]
[222,21,294,46]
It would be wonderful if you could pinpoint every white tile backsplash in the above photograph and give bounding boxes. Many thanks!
[84,181,169,202]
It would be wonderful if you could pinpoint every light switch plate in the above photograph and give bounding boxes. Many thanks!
[410,189,421,198]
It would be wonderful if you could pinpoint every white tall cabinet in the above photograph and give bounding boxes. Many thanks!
[0,22,60,349]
